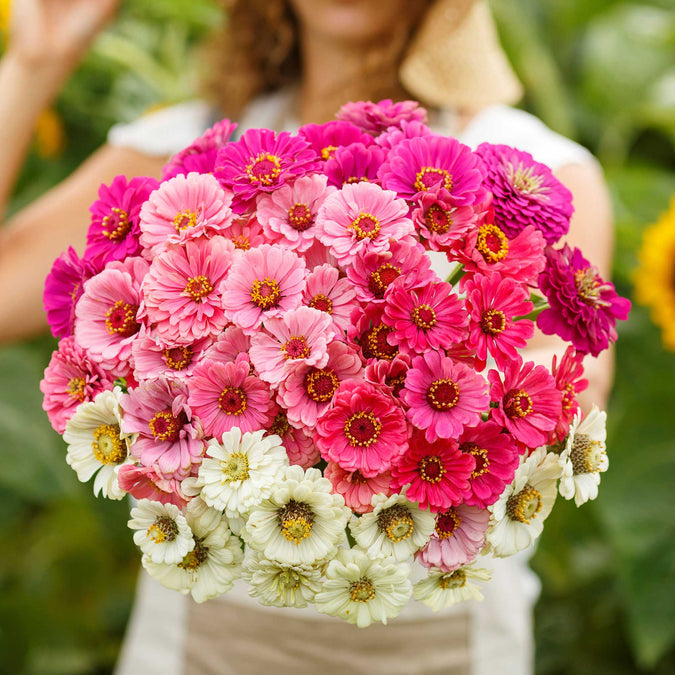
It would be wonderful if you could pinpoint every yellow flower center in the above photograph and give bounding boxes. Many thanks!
[162,346,193,371]
[344,411,382,447]
[91,423,126,465]
[278,500,314,545]
[184,275,213,303]
[105,300,140,337]
[435,509,462,540]
[377,504,415,543]
[173,209,198,232]
[67,377,87,402]
[246,152,282,186]
[146,516,179,544]
[250,277,281,310]
[218,386,247,415]
[476,223,509,263]
[221,451,250,482]
[506,484,543,524]
[504,389,533,418]
[480,309,506,335]
[411,303,437,330]
[424,203,452,234]
[439,569,467,590]
[178,537,208,570]
[102,207,131,240]
[281,335,311,360]
[414,167,452,193]
[350,212,381,240]
[349,577,376,603]
[570,433,605,474]
[304,368,340,403]
[426,379,460,411]
[419,455,446,483]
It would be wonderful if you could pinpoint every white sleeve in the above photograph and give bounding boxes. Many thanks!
[107,100,216,157]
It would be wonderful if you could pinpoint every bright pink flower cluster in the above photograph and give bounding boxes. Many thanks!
[42,101,630,574]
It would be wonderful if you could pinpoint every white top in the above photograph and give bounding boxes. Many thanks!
[111,90,596,675]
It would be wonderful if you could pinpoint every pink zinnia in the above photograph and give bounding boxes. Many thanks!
[383,280,468,354]
[537,244,631,357]
[550,346,588,442]
[132,331,212,381]
[458,421,520,508]
[141,237,234,345]
[302,263,359,335]
[40,337,114,433]
[43,247,97,339]
[266,408,319,469]
[316,182,414,265]
[277,340,363,428]
[162,118,237,180]
[222,215,267,252]
[139,172,234,257]
[391,434,474,512]
[364,353,411,399]
[463,273,534,371]
[121,378,204,479]
[347,240,438,305]
[488,359,563,448]
[411,188,477,252]
[375,119,432,151]
[220,244,307,334]
[249,306,332,385]
[336,99,428,136]
[378,135,486,206]
[302,239,340,271]
[84,175,159,267]
[256,174,335,252]
[417,505,490,572]
[475,142,574,245]
[314,380,408,477]
[188,359,274,438]
[324,143,386,187]
[201,326,252,366]
[117,464,190,508]
[299,120,373,161]
[456,221,546,287]
[74,257,148,373]
[214,128,320,213]
[324,462,392,514]
[401,351,490,442]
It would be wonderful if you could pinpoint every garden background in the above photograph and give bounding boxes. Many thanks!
[0,1,673,673]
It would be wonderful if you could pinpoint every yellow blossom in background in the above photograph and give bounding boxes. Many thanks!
[634,197,675,351]
[34,108,66,159]
[0,0,11,37]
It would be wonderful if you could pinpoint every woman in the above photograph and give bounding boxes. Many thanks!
[0,1,615,673]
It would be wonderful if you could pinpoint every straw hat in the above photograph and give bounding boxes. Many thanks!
[400,0,523,110]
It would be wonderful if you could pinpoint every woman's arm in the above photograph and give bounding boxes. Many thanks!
[0,144,166,343]
[526,159,615,409]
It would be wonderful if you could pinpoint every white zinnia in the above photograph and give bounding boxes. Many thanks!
[196,428,289,518]
[242,550,325,608]
[128,499,194,564]
[559,406,608,506]
[142,499,244,602]
[349,491,436,561]
[413,564,492,611]
[314,548,411,627]
[63,387,132,499]
[485,446,561,557]
[242,465,350,565]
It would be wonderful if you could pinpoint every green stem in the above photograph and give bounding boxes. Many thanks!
[445,264,465,287]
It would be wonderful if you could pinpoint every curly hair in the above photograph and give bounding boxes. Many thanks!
[205,0,433,121]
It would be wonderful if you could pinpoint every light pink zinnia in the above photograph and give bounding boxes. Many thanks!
[458,421,520,508]
[220,243,306,334]
[188,359,274,438]
[302,263,359,336]
[347,240,438,305]
[314,379,408,477]
[257,174,335,252]
[463,273,534,371]
[201,326,252,366]
[383,280,468,355]
[364,353,411,399]
[40,337,114,433]
[324,142,386,187]
[277,340,363,428]
[249,306,332,385]
[132,331,212,381]
[222,214,267,252]
[316,182,414,265]
[74,257,148,374]
[336,99,428,136]
[401,351,490,442]
[416,505,490,572]
[488,359,563,448]
[391,434,475,512]
[139,172,234,257]
[141,237,234,345]
[324,462,392,514]
[121,378,204,479]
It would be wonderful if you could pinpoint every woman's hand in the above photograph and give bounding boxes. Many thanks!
[7,0,122,69]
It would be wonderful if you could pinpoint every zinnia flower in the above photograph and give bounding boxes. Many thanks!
[382,280,468,355]
[314,380,408,477]
[550,346,588,442]
[413,564,492,611]
[131,332,212,381]
[324,142,386,187]
[390,434,475,512]
[488,359,562,449]
[188,359,274,438]
[265,409,319,469]
[475,142,574,245]
[141,236,234,345]
[537,244,631,357]
[401,351,490,442]
[336,99,428,135]
[298,119,373,160]
[139,172,234,256]
[301,263,359,335]
[117,463,191,508]
[84,174,159,266]
[324,461,392,514]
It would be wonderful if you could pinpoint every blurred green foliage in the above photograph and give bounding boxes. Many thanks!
[0,0,673,673]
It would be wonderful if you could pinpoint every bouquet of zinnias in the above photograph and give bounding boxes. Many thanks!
[41,99,630,626]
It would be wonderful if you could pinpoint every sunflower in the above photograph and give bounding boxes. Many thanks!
[634,197,675,350]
